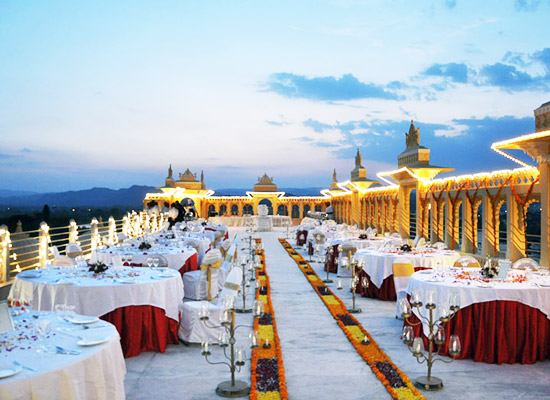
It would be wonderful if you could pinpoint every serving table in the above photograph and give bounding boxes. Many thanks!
[0,311,125,399]
[9,266,184,358]
[355,248,460,300]
[405,268,550,364]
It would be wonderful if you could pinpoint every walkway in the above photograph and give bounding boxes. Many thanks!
[125,228,550,399]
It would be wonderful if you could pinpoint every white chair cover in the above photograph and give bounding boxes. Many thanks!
[392,257,414,319]
[182,250,222,300]
[178,267,242,343]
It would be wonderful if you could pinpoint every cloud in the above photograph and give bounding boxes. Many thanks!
[444,0,457,9]
[262,73,398,101]
[478,62,541,89]
[265,120,289,127]
[514,0,548,11]
[533,48,550,75]
[297,116,534,175]
[422,62,469,83]
[20,148,32,153]
[0,153,15,159]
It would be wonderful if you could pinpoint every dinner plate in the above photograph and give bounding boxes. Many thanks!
[427,278,444,282]
[117,278,134,284]
[19,270,42,279]
[159,274,175,278]
[0,364,22,379]
[77,336,110,346]
[477,283,495,288]
[538,283,550,287]
[67,315,100,325]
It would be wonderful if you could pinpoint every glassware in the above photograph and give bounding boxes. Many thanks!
[55,304,66,321]
[152,258,160,268]
[35,319,55,353]
[10,298,22,316]
[402,325,414,344]
[449,334,461,356]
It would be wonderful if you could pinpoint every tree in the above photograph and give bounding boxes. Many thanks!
[42,204,51,222]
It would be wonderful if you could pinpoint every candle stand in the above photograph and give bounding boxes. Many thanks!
[200,299,265,397]
[234,256,255,314]
[399,291,462,391]
[339,256,365,314]
[323,246,334,283]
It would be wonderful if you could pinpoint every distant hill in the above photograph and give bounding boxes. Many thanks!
[0,185,159,208]
[0,185,327,208]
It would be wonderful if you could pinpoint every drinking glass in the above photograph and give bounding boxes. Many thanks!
[152,258,160,268]
[10,298,22,316]
[35,319,55,353]
[55,304,67,321]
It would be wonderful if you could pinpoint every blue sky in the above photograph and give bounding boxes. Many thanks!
[1,0,549,192]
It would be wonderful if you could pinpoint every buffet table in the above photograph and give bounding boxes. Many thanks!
[405,268,550,364]
[0,311,125,399]
[90,245,198,275]
[9,267,184,358]
[355,248,460,300]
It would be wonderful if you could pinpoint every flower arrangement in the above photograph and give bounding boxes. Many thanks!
[358,234,368,240]
[481,256,499,279]
[138,242,152,250]
[400,244,412,253]
[88,261,108,274]
[250,249,288,400]
[279,239,424,400]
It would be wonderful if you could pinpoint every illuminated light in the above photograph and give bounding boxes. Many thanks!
[15,264,21,273]
[491,129,550,168]
[72,208,75,212]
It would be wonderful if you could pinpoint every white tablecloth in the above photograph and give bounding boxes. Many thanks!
[327,237,386,250]
[356,248,460,288]
[407,269,550,336]
[0,312,125,400]
[90,245,197,272]
[9,267,184,321]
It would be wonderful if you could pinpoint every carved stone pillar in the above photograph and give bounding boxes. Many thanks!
[506,192,527,261]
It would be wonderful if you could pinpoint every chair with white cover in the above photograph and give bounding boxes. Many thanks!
[392,257,414,319]
[183,249,222,300]
[337,241,357,278]
[178,267,242,344]
[512,258,539,271]
[453,255,480,269]
[65,243,83,259]
[416,238,427,248]
[49,246,75,267]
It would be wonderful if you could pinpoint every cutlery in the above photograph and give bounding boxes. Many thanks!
[13,361,37,372]
[55,346,82,355]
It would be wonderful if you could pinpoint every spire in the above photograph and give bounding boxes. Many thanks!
[355,148,362,168]
[332,168,337,182]
[167,164,173,179]
[201,170,204,183]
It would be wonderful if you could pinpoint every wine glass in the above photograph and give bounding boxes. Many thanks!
[55,304,67,322]
[66,305,76,321]
[35,319,55,353]
[146,258,153,268]
[152,258,160,268]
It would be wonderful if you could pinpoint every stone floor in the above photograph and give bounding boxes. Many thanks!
[125,228,550,399]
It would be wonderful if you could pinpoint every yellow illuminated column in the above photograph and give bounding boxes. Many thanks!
[461,194,475,254]
[397,186,411,239]
[506,192,526,261]
[481,197,497,257]
[540,161,550,269]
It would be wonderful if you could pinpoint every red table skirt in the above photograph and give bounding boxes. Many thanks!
[356,267,429,301]
[296,230,308,246]
[178,253,198,275]
[101,305,179,358]
[405,300,550,364]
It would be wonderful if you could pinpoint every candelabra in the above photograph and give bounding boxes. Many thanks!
[234,256,255,313]
[399,290,462,391]
[199,298,265,397]
[337,256,367,314]
[323,246,334,283]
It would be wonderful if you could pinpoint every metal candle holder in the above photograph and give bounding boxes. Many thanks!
[323,246,334,283]
[400,291,462,391]
[339,256,365,314]
[200,300,265,397]
[234,256,255,313]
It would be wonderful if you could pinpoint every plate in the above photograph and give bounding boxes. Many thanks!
[538,283,550,287]
[0,364,22,379]
[427,278,444,283]
[117,279,134,284]
[77,336,110,346]
[477,283,495,288]
[159,273,176,278]
[19,271,41,279]
[418,270,433,274]
[67,315,99,325]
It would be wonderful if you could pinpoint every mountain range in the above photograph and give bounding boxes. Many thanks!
[0,186,326,208]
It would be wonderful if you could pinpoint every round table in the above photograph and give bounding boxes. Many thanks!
[90,245,198,275]
[355,248,460,300]
[322,238,387,272]
[9,266,184,358]
[405,268,550,364]
[0,311,125,399]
